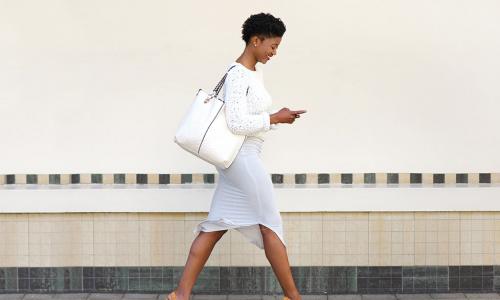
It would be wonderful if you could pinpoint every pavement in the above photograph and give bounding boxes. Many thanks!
[2,293,500,300]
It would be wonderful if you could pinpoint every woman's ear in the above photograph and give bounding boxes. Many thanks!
[252,36,261,47]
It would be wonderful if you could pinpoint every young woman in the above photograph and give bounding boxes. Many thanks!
[167,12,306,300]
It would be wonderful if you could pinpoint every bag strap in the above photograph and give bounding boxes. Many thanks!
[212,64,249,98]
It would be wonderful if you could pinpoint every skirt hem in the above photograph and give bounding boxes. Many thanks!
[192,217,286,250]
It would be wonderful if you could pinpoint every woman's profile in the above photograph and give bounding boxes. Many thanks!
[167,12,307,300]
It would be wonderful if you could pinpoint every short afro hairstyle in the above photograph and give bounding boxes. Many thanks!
[241,12,286,45]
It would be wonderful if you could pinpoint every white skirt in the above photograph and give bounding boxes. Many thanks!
[193,136,286,249]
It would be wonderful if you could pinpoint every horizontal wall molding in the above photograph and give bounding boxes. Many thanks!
[0,172,498,185]
[1,183,500,213]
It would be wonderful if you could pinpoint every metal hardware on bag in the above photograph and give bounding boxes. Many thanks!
[202,65,237,104]
[204,92,216,103]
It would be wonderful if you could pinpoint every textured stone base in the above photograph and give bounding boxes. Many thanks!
[2,266,500,295]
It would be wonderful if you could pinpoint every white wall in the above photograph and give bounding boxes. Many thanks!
[1,0,499,174]
[2,185,500,213]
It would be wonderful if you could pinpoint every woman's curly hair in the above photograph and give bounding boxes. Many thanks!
[241,13,286,45]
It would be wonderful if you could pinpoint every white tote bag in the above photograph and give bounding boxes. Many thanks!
[173,65,248,169]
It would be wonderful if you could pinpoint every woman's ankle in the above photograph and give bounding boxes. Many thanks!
[285,291,301,300]
[174,288,191,300]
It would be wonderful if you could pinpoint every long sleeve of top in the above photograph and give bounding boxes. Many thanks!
[223,62,277,140]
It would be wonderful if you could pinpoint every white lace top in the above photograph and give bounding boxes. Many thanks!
[223,61,279,141]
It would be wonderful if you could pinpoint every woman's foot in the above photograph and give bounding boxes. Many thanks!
[166,290,190,300]
[166,291,176,300]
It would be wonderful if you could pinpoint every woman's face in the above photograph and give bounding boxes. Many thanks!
[252,36,282,64]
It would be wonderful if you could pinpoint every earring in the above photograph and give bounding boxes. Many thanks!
[254,44,257,47]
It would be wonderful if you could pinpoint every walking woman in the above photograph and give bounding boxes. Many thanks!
[167,12,306,300]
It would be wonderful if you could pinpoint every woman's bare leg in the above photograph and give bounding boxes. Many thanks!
[170,230,227,300]
[259,224,301,300]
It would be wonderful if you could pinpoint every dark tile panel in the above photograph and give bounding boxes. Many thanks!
[71,174,80,184]
[49,174,60,184]
[433,174,445,184]
[136,174,148,184]
[410,173,422,184]
[5,174,16,184]
[159,174,170,184]
[91,174,102,184]
[387,173,399,184]
[341,174,352,184]
[364,173,376,184]
[271,174,283,184]
[318,173,330,184]
[456,173,468,184]
[479,173,491,183]
[26,174,37,184]
[114,174,126,184]
[295,173,306,184]
[203,174,214,184]
[181,174,192,184]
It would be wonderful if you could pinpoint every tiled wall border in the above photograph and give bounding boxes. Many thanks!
[0,266,499,295]
[0,173,498,185]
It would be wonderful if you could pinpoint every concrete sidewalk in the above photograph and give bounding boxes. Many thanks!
[2,293,500,300]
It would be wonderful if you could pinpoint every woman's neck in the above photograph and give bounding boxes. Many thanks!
[235,56,257,71]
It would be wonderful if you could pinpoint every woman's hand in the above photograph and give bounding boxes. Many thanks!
[270,107,307,124]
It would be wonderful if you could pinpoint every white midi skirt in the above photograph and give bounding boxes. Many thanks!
[193,136,287,249]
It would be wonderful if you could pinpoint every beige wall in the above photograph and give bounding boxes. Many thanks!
[1,1,499,174]
[2,211,500,267]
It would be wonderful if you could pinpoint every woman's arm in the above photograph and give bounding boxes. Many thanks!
[224,67,271,135]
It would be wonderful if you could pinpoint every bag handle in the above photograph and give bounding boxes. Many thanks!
[212,65,236,96]
[212,65,249,99]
